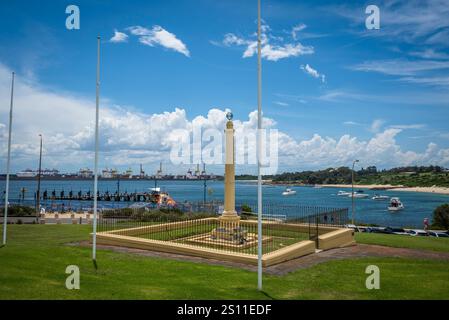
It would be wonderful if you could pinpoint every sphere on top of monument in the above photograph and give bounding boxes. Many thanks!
[226,111,233,121]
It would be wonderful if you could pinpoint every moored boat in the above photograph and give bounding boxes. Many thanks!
[388,197,404,211]
[372,194,390,200]
[282,188,297,196]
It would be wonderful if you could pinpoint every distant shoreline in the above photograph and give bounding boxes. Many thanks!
[319,184,449,195]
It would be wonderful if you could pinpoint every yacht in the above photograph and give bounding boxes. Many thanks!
[337,190,351,196]
[372,194,390,200]
[282,188,297,196]
[388,197,404,211]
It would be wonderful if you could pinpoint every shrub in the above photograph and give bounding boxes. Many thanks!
[0,205,35,217]
[432,204,449,230]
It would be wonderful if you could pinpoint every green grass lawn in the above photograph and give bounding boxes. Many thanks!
[356,232,449,253]
[0,225,448,300]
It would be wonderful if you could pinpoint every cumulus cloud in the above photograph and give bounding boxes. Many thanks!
[300,64,326,83]
[109,30,128,43]
[216,23,314,61]
[127,25,190,57]
[1,62,449,173]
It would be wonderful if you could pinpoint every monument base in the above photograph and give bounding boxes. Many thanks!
[218,210,241,225]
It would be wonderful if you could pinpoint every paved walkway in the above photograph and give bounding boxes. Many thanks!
[75,242,449,276]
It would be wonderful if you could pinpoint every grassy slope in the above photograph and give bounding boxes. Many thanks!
[356,233,449,253]
[0,225,448,300]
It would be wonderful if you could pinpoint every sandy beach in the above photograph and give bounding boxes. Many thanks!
[321,184,449,196]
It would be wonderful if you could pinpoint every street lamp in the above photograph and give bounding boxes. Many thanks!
[351,159,360,225]
[36,134,43,216]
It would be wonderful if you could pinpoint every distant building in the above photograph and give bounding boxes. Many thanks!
[78,168,93,178]
[124,168,133,179]
[101,168,118,179]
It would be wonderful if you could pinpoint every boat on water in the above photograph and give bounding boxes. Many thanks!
[348,192,370,199]
[313,185,322,189]
[337,190,351,196]
[388,197,404,211]
[282,188,297,196]
[372,194,390,200]
[148,187,176,206]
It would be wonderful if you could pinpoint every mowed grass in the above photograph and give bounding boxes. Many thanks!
[0,225,448,300]
[356,232,449,253]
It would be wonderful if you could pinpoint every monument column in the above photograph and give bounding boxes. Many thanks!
[219,112,240,224]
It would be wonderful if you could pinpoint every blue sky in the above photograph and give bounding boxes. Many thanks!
[0,0,449,175]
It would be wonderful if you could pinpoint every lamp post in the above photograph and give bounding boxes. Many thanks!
[256,0,263,291]
[351,159,359,225]
[2,72,14,246]
[36,134,43,216]
[92,36,101,262]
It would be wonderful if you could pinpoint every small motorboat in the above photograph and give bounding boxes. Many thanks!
[372,194,390,200]
[348,192,369,199]
[282,188,297,196]
[337,190,351,196]
[388,197,404,211]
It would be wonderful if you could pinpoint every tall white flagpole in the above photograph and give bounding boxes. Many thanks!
[92,36,100,261]
[257,0,263,291]
[2,72,14,246]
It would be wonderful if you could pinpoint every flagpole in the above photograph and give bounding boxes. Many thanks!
[257,0,263,291]
[92,36,100,262]
[2,72,14,246]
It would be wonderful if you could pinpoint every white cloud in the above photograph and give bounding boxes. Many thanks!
[331,0,449,46]
[1,62,449,173]
[370,119,385,133]
[409,49,449,60]
[217,22,314,61]
[398,76,449,87]
[222,33,247,46]
[343,121,361,126]
[274,101,289,107]
[350,59,449,76]
[280,129,449,170]
[291,24,307,40]
[389,124,426,130]
[127,25,190,57]
[109,30,128,43]
[300,64,326,83]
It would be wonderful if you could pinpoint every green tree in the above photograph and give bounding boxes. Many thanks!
[432,204,449,230]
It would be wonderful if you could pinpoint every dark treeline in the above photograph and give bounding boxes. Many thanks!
[235,165,448,185]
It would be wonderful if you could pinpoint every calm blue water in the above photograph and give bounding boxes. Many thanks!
[1,179,449,228]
